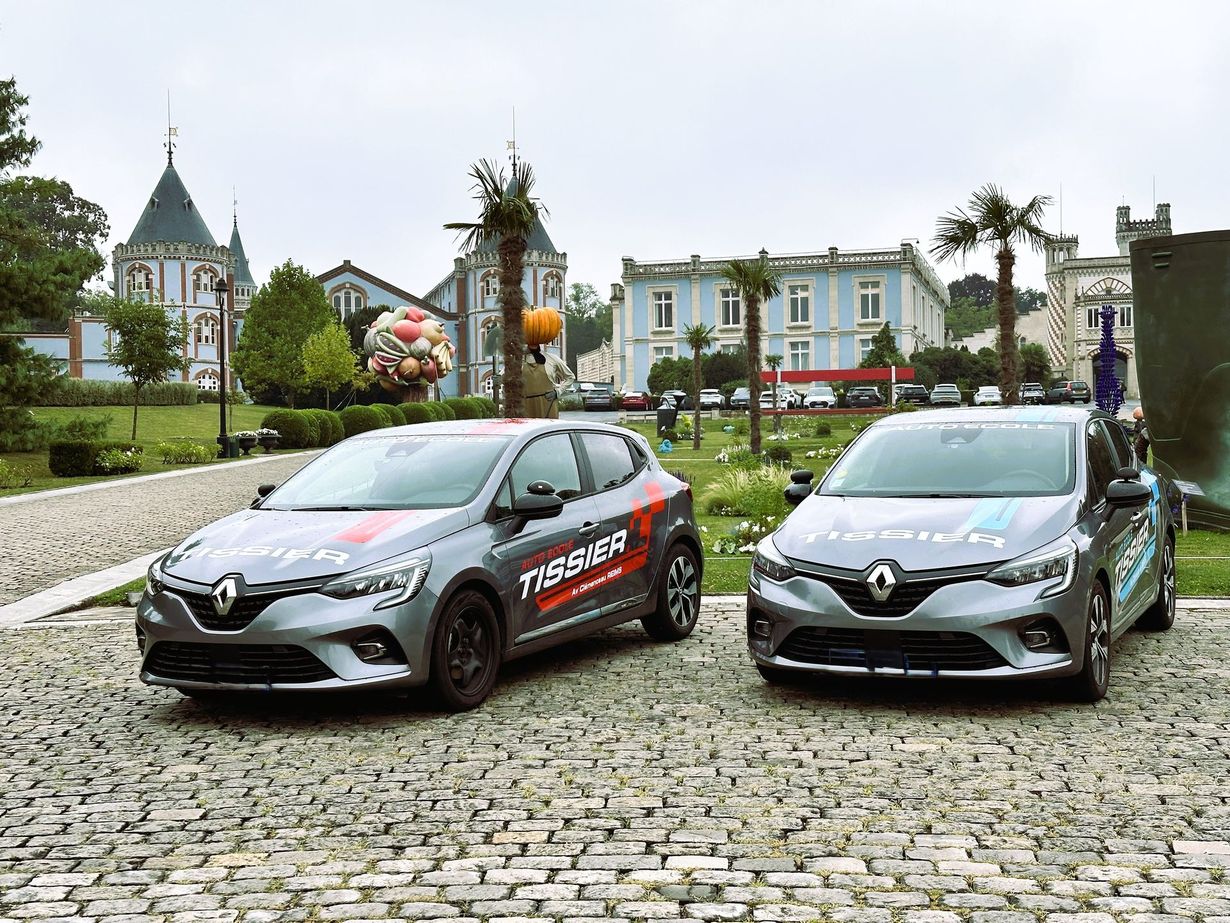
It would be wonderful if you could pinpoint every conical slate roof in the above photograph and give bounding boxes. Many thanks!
[127,161,216,247]
[476,177,557,255]
[228,218,255,286]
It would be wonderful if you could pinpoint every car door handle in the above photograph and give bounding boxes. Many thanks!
[578,521,599,536]
[1129,510,1145,524]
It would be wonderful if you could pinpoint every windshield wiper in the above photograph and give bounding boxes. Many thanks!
[894,492,1002,499]
[279,505,390,511]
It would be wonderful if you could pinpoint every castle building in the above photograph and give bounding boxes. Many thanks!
[612,244,948,393]
[1044,203,1172,399]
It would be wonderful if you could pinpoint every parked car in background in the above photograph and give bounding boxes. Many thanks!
[892,384,930,405]
[804,385,837,409]
[730,387,751,410]
[661,390,693,411]
[1046,380,1092,404]
[583,385,615,411]
[698,389,725,410]
[929,383,962,406]
[1021,382,1046,404]
[973,385,1003,406]
[846,386,884,408]
[620,390,650,411]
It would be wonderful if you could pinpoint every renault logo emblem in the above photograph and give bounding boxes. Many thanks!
[211,576,238,616]
[866,563,897,602]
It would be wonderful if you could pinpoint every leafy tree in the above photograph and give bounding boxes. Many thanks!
[646,356,693,396]
[683,323,714,449]
[720,256,781,454]
[1015,287,1046,313]
[445,159,548,417]
[909,345,999,392]
[233,259,334,407]
[947,272,995,308]
[0,77,108,449]
[702,345,746,390]
[342,303,384,354]
[1019,342,1051,384]
[859,322,907,369]
[564,282,612,370]
[98,295,188,439]
[302,321,358,410]
[932,185,1051,404]
[943,295,996,340]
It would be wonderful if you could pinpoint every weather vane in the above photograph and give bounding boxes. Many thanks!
[165,91,178,165]
[507,106,518,170]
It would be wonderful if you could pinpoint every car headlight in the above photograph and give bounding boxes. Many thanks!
[986,536,1077,596]
[145,556,166,597]
[319,552,431,609]
[752,537,797,583]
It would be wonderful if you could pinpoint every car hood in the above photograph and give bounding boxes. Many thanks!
[774,493,1077,572]
[160,506,474,587]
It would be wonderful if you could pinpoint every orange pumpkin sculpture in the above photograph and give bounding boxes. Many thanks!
[522,306,562,347]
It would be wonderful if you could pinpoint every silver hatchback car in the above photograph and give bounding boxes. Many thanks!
[747,406,1175,700]
[137,419,702,710]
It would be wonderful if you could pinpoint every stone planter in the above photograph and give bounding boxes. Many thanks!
[237,435,259,456]
[257,435,280,454]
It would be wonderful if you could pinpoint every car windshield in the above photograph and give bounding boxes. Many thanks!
[265,433,512,510]
[820,420,1076,498]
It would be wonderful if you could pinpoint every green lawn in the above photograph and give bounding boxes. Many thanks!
[0,403,299,497]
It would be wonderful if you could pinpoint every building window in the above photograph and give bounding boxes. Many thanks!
[330,288,365,318]
[652,345,675,363]
[1086,305,1099,330]
[543,274,561,298]
[788,340,810,371]
[858,281,882,322]
[719,287,741,327]
[195,316,218,346]
[1119,304,1133,327]
[192,267,217,299]
[858,336,874,362]
[787,284,810,324]
[482,275,499,297]
[653,291,674,330]
[126,264,153,296]
[197,372,219,392]
[720,343,740,354]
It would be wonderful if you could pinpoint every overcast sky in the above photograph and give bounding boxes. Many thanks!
[3,0,1226,301]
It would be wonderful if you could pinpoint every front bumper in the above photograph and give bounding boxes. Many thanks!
[135,577,439,692]
[746,566,1086,681]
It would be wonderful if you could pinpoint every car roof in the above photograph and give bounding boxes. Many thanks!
[869,405,1114,426]
[349,418,638,442]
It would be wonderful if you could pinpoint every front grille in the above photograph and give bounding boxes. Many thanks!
[172,589,305,631]
[145,642,337,684]
[777,627,1007,673]
[808,573,981,617]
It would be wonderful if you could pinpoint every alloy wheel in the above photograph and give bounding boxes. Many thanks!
[1088,592,1110,689]
[1161,542,1176,620]
[666,555,699,627]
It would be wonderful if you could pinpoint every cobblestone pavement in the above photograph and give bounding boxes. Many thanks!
[0,455,314,606]
[3,600,1230,922]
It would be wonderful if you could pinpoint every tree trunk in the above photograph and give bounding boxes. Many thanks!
[772,373,780,435]
[746,295,763,455]
[996,246,1018,405]
[497,236,528,417]
[131,387,139,441]
[399,383,428,404]
[692,345,702,451]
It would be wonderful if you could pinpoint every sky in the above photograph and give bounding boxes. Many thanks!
[3,0,1227,301]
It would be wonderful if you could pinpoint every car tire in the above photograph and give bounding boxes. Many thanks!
[1067,580,1111,701]
[756,663,804,685]
[1137,536,1176,631]
[642,543,701,641]
[429,590,502,711]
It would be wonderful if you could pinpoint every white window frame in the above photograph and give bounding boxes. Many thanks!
[652,345,675,363]
[195,316,218,346]
[1086,305,1100,331]
[482,274,499,297]
[126,265,152,294]
[858,335,874,362]
[192,267,217,299]
[720,342,740,354]
[718,286,741,328]
[197,372,219,392]
[786,282,811,326]
[855,276,885,324]
[788,340,810,371]
[648,286,676,332]
[543,274,561,299]
[1118,304,1133,327]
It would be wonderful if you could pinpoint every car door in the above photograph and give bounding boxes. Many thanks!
[488,432,602,644]
[1099,418,1160,621]
[575,431,657,614]
[1084,421,1144,629]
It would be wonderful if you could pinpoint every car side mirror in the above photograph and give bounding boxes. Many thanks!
[511,480,563,532]
[1116,466,1140,481]
[1106,478,1150,509]
[251,483,277,508]
[784,469,814,507]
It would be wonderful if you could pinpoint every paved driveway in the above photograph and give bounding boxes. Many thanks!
[0,454,315,606]
[2,600,1228,921]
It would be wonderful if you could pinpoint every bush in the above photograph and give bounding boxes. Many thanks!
[559,394,583,411]
[154,441,216,464]
[893,401,919,413]
[400,403,433,424]
[36,378,200,407]
[960,390,975,406]
[261,409,311,449]
[94,446,145,474]
[0,459,33,489]
[197,389,246,405]
[660,428,679,442]
[701,466,791,517]
[435,401,456,421]
[763,445,793,466]
[306,409,336,446]
[48,440,144,477]
[322,410,344,445]
[714,442,759,469]
[299,410,321,447]
[445,397,478,419]
[49,414,112,442]
[381,403,407,426]
[370,404,396,426]
[733,418,751,437]
[474,396,497,417]
[461,397,487,419]
[813,421,832,437]
[339,404,386,437]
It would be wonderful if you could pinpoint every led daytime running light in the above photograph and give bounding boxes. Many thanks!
[321,555,431,609]
[987,539,1076,595]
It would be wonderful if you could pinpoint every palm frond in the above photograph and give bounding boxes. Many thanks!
[930,208,981,261]
[719,258,781,301]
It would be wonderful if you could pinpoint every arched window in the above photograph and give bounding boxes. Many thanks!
[192,266,218,299]
[196,371,220,392]
[195,315,218,346]
[482,274,499,297]
[126,263,153,297]
[543,273,562,299]
[328,286,365,318]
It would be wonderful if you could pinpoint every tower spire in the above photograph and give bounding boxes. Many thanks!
[164,91,178,165]
[507,106,518,171]
[233,186,238,226]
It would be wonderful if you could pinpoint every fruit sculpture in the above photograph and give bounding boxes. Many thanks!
[523,306,562,347]
[363,305,457,394]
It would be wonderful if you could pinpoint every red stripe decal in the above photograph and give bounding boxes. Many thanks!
[332,510,417,544]
[534,544,650,613]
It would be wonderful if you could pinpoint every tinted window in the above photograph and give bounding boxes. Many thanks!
[1102,420,1135,470]
[1086,423,1118,505]
[509,434,582,500]
[581,433,637,492]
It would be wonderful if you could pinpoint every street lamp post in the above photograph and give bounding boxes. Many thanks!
[215,276,230,458]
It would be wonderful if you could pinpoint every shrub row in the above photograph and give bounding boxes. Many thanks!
[258,398,500,450]
[48,440,145,477]
[154,441,217,464]
[36,379,201,407]
[259,409,344,450]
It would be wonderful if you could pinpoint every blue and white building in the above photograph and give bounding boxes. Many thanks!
[612,244,949,392]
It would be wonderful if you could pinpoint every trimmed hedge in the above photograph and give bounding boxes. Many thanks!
[48,440,144,477]
[300,409,328,447]
[435,401,456,421]
[340,404,386,437]
[381,403,407,426]
[472,396,497,417]
[444,397,478,420]
[369,404,394,426]
[37,379,200,407]
[322,410,344,445]
[299,411,321,447]
[261,409,311,449]
[421,402,443,421]
[400,403,433,424]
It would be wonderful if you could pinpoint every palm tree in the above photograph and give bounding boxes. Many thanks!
[765,353,784,434]
[720,255,781,454]
[683,323,715,450]
[931,184,1051,405]
[445,159,548,417]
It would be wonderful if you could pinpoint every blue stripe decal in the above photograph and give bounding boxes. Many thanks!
[1119,536,1156,601]
[957,497,1024,533]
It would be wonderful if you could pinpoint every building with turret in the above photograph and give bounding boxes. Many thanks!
[1043,203,1172,399]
